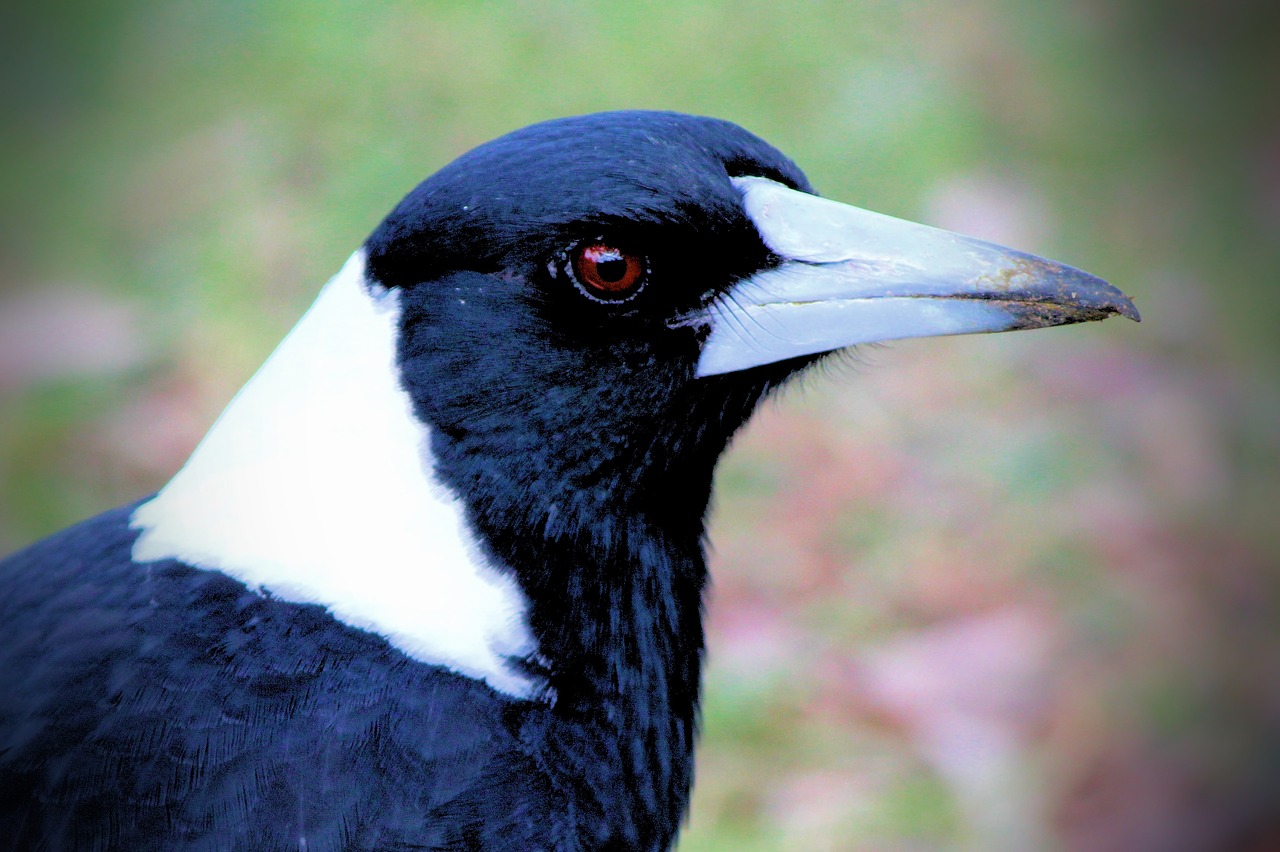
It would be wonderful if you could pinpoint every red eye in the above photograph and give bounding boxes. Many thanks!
[571,243,646,301]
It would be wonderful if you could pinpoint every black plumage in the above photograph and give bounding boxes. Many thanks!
[0,111,1137,850]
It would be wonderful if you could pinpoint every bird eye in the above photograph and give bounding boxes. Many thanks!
[569,242,647,302]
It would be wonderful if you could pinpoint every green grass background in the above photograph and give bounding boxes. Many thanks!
[2,1,1277,848]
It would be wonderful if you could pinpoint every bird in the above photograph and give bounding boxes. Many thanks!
[0,110,1138,851]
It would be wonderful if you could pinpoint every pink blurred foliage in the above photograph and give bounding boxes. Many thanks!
[705,326,1280,847]
[0,285,145,395]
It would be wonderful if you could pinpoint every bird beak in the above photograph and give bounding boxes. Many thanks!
[694,177,1140,378]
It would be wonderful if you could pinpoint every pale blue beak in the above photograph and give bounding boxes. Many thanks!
[695,177,1139,378]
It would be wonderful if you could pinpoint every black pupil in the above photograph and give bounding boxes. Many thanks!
[596,255,627,282]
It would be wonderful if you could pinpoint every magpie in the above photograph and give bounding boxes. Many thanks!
[0,111,1138,851]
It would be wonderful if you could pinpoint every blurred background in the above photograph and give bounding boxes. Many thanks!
[1,1,1276,848]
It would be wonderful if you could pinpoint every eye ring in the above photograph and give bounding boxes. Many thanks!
[566,241,648,303]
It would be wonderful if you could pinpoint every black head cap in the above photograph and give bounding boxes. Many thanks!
[366,111,810,291]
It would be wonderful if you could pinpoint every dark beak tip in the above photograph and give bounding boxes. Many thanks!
[1076,269,1140,323]
[1117,299,1141,323]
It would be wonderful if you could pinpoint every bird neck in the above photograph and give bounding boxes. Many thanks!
[469,503,709,847]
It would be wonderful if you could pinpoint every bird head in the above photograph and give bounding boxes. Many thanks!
[361,111,1138,542]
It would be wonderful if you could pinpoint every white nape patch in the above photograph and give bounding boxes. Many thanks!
[131,251,541,699]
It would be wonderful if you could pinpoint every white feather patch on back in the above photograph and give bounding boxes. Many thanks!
[131,250,541,699]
